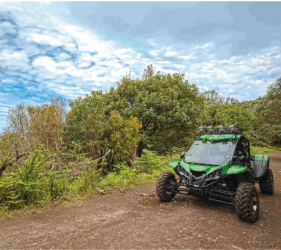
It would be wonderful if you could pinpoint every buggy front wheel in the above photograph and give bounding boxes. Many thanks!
[156,172,177,202]
[235,182,260,223]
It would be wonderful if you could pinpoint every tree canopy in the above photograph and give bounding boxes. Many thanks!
[104,65,205,153]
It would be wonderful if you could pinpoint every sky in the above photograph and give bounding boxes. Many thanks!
[0,1,281,133]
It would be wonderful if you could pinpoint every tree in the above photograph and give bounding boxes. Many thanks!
[254,77,281,143]
[1,97,68,177]
[201,102,254,133]
[64,92,141,169]
[105,65,205,154]
[202,90,238,105]
[265,77,281,125]
[5,97,67,152]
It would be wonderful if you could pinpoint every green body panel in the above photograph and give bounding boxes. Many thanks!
[168,158,249,176]
[168,160,180,168]
[221,163,230,176]
[174,160,230,177]
[227,165,249,174]
[255,155,270,162]
[189,164,213,172]
[200,134,241,141]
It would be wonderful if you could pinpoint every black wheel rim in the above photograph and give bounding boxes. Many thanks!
[251,192,258,215]
[165,179,175,195]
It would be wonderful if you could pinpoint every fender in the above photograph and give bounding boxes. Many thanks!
[227,165,249,175]
[168,160,180,168]
[227,165,255,185]
[252,155,270,180]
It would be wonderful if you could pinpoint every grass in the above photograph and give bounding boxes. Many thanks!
[251,146,280,155]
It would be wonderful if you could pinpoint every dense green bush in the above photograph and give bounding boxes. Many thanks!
[0,149,66,208]
[64,94,141,171]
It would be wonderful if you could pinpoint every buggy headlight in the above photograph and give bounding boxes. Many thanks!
[207,167,223,179]
[207,126,213,132]
[199,126,204,132]
[229,125,235,131]
[218,125,224,132]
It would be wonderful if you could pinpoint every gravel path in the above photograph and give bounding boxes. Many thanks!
[0,151,280,249]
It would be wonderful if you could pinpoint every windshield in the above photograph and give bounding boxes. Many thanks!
[184,140,237,166]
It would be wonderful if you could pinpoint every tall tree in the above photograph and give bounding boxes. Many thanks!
[105,65,205,154]
[202,90,238,105]
[265,77,281,125]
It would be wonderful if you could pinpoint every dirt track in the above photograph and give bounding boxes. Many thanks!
[0,151,281,249]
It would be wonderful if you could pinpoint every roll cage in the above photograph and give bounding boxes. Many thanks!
[198,126,251,167]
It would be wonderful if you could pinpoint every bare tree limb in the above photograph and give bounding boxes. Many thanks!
[0,131,27,177]
[81,149,112,170]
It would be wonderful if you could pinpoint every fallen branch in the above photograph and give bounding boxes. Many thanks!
[81,148,112,169]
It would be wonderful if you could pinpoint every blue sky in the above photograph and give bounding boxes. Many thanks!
[0,1,281,133]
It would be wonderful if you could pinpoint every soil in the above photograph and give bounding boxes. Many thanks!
[1,151,281,249]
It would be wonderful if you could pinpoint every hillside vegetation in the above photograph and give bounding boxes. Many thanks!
[0,65,280,214]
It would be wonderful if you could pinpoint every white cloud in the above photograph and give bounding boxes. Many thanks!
[173,64,186,70]
[149,50,159,56]
[179,55,193,60]
[0,107,9,112]
[155,61,170,65]
[165,51,177,57]
[32,56,56,70]
[194,43,212,50]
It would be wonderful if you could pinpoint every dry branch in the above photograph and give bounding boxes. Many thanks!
[0,131,28,177]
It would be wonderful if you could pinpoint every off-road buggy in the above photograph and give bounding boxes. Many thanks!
[156,125,274,223]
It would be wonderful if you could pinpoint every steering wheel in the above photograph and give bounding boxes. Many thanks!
[237,150,249,162]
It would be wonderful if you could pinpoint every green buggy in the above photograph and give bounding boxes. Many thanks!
[156,125,274,223]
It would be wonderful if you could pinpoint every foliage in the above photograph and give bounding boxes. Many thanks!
[4,97,67,151]
[105,65,205,153]
[201,79,281,146]
[136,149,165,173]
[251,146,279,155]
[64,93,141,170]
[63,91,107,153]
[0,149,171,211]
[202,102,254,135]
[265,77,281,125]
[100,110,142,168]
[99,150,170,188]
[201,90,238,104]
[238,77,281,145]
[272,125,281,142]
[0,149,63,208]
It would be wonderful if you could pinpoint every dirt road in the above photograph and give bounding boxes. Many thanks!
[0,151,281,249]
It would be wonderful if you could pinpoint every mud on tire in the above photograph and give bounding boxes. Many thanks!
[259,169,274,194]
[156,172,176,202]
[235,182,259,223]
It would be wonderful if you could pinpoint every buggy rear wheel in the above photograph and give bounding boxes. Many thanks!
[156,172,177,202]
[235,182,259,223]
[259,169,274,194]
